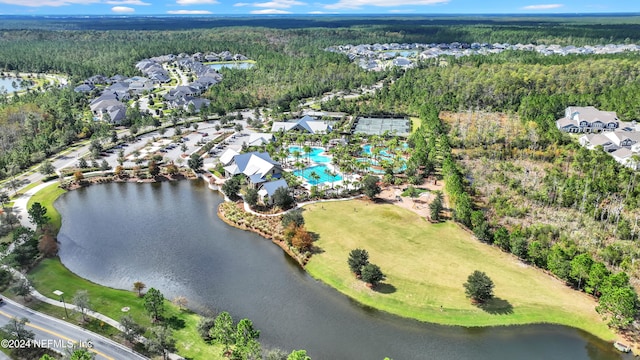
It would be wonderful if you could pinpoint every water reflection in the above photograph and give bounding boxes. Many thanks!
[55,181,629,360]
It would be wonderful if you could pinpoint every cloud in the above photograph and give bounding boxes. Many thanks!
[111,5,134,12]
[522,3,563,10]
[105,0,150,5]
[389,9,414,13]
[250,8,292,13]
[167,9,213,13]
[325,0,448,10]
[0,0,99,7]
[254,0,305,8]
[233,2,250,5]
[176,0,218,4]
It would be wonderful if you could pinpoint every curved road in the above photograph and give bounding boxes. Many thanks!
[0,298,147,360]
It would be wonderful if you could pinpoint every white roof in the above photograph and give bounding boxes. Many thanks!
[247,133,274,147]
[219,148,239,166]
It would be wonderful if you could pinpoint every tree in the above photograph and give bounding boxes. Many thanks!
[180,143,187,153]
[188,153,203,172]
[28,202,49,227]
[0,191,9,209]
[99,160,111,171]
[282,210,304,228]
[66,346,96,360]
[287,350,311,360]
[570,253,593,290]
[144,287,165,322]
[429,190,444,221]
[197,317,215,341]
[133,281,146,297]
[361,175,381,199]
[38,227,58,257]
[222,176,241,199]
[12,278,31,301]
[291,226,313,252]
[72,290,92,322]
[147,326,176,360]
[172,296,188,310]
[596,285,637,328]
[120,314,145,345]
[74,170,84,183]
[361,263,385,288]
[272,186,294,209]
[463,270,494,303]
[3,317,34,341]
[244,187,259,208]
[211,311,235,353]
[234,318,261,358]
[39,160,55,176]
[78,157,88,168]
[148,160,160,177]
[347,248,369,277]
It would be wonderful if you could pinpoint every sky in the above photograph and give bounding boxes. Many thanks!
[0,0,637,16]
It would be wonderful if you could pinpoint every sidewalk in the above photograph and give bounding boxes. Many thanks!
[12,180,59,230]
[8,180,184,359]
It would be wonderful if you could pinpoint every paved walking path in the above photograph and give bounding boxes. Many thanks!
[13,180,59,230]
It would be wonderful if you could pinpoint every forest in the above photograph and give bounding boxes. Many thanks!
[3,16,640,321]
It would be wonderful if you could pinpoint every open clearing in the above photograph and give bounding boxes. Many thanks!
[304,199,614,340]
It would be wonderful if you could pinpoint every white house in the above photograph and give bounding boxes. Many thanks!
[556,106,621,133]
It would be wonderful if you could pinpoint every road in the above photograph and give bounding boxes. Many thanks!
[0,298,147,360]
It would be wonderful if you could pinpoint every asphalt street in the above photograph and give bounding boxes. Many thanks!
[0,298,147,360]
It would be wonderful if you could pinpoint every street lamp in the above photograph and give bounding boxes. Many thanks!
[53,290,68,319]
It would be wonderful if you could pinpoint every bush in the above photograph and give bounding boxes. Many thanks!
[282,210,304,228]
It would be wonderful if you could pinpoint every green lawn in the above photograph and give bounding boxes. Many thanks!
[26,182,66,232]
[410,117,421,134]
[23,182,224,359]
[303,200,615,340]
[29,259,224,359]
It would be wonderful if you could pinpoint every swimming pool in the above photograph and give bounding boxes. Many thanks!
[293,164,343,186]
[360,144,408,174]
[288,146,331,163]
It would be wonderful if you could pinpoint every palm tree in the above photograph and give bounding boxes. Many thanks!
[324,168,337,189]
[303,145,312,165]
[309,171,321,186]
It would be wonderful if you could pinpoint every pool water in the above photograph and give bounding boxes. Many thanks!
[360,144,408,173]
[293,164,343,185]
[289,146,331,164]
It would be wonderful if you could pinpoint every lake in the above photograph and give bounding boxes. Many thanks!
[55,181,629,360]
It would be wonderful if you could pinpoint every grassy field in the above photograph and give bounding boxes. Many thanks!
[30,259,225,359]
[303,200,615,340]
[26,182,66,231]
[23,183,225,359]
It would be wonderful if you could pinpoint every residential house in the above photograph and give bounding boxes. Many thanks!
[556,106,621,133]
[74,84,94,93]
[579,131,640,152]
[610,148,639,170]
[90,98,126,124]
[271,115,332,135]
